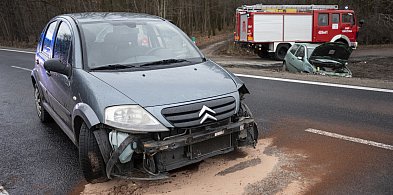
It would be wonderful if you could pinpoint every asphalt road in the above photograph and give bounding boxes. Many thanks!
[0,49,392,194]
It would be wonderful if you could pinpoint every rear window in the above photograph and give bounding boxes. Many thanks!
[318,13,329,26]
[42,22,57,56]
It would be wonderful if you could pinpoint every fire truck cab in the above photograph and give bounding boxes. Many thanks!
[234,4,361,60]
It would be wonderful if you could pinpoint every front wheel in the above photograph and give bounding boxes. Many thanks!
[79,123,108,183]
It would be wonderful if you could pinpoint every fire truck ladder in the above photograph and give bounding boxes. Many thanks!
[239,4,338,12]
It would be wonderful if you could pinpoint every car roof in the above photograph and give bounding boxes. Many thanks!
[62,12,163,23]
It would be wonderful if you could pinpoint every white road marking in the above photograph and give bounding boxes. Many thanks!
[0,48,35,54]
[235,73,393,93]
[305,128,393,151]
[2,48,393,94]
[11,66,32,72]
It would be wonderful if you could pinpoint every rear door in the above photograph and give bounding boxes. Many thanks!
[36,21,58,109]
[286,44,299,72]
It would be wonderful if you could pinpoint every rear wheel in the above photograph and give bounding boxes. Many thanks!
[34,84,51,123]
[79,123,108,183]
[256,49,269,59]
[275,44,290,61]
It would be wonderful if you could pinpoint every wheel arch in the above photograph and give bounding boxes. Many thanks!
[31,71,37,86]
[72,103,101,143]
[330,35,350,46]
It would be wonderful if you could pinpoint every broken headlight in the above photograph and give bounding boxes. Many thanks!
[105,105,168,132]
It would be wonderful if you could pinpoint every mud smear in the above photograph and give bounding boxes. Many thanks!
[216,158,261,176]
[79,138,315,195]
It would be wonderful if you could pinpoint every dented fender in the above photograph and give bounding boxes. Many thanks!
[72,103,100,130]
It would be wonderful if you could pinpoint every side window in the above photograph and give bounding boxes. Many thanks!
[318,13,329,26]
[342,13,354,25]
[289,44,299,55]
[53,22,72,65]
[332,14,340,24]
[295,46,305,58]
[42,22,57,56]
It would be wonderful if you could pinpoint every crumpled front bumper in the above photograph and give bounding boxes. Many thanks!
[105,117,258,180]
[143,118,257,153]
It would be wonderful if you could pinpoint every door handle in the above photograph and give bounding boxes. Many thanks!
[36,59,39,65]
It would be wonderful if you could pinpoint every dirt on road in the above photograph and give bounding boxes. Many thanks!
[78,139,313,195]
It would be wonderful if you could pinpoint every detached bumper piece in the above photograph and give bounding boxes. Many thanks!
[105,118,258,180]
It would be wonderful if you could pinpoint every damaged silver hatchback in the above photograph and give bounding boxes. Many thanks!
[31,12,258,183]
[283,42,352,77]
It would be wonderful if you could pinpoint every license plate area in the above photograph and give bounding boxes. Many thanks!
[189,134,232,159]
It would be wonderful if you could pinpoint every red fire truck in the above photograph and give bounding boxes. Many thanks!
[234,4,362,60]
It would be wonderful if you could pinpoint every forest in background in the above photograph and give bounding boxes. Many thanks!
[0,0,392,47]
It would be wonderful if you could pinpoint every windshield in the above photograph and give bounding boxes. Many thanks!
[80,20,202,69]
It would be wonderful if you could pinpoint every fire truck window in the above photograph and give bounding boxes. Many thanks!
[295,46,305,58]
[318,14,329,26]
[290,44,299,55]
[342,13,354,25]
[332,14,340,24]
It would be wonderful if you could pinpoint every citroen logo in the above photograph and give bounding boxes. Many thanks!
[199,105,217,124]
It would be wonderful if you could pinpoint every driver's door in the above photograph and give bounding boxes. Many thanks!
[49,21,73,126]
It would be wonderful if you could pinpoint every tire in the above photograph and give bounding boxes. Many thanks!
[256,49,269,59]
[282,61,287,72]
[275,44,290,61]
[79,123,108,183]
[34,84,52,123]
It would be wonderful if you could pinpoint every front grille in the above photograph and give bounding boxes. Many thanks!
[161,97,236,128]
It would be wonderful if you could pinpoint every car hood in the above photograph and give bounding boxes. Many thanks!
[309,42,352,62]
[89,61,238,107]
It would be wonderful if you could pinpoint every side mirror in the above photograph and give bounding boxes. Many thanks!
[297,56,304,61]
[44,59,71,77]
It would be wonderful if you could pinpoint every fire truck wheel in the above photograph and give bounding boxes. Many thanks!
[275,44,290,61]
[256,50,269,59]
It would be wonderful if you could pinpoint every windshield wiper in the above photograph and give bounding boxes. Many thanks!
[138,59,189,67]
[90,64,136,71]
